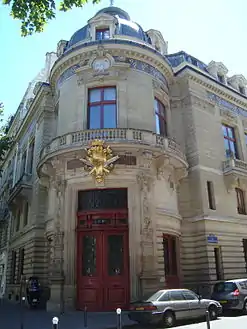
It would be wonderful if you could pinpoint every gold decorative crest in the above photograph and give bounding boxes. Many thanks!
[80,140,119,183]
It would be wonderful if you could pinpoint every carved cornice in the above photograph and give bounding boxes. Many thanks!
[50,45,173,91]
[185,71,247,110]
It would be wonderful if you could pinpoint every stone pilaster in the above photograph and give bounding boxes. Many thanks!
[46,175,67,313]
[137,170,157,295]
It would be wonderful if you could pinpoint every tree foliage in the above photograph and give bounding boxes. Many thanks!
[2,0,102,36]
[0,103,13,164]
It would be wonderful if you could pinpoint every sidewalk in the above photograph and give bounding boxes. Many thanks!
[0,300,137,329]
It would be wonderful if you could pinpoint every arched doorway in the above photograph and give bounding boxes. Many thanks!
[76,189,130,311]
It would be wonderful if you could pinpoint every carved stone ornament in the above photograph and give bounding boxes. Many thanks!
[220,108,237,123]
[92,57,111,74]
[137,172,152,231]
[224,174,247,192]
[80,140,119,183]
[139,151,153,169]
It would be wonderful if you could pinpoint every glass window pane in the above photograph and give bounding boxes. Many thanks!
[82,236,96,276]
[154,99,159,113]
[245,134,247,145]
[107,235,124,276]
[222,125,227,137]
[163,237,170,275]
[89,89,101,103]
[155,114,160,134]
[182,291,198,301]
[89,105,101,129]
[170,291,184,301]
[227,127,234,139]
[104,88,116,101]
[103,104,116,128]
[103,30,110,39]
[229,141,236,154]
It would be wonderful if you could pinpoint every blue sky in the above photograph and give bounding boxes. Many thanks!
[0,0,247,121]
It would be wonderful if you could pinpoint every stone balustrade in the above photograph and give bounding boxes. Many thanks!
[222,158,247,172]
[40,128,186,162]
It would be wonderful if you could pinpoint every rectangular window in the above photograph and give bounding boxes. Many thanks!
[10,250,16,284]
[207,181,216,210]
[222,124,238,159]
[236,188,246,214]
[23,202,29,226]
[96,28,110,40]
[17,248,25,284]
[243,239,247,273]
[88,87,117,129]
[20,150,27,177]
[154,98,167,136]
[217,74,224,83]
[239,86,245,95]
[163,235,178,276]
[16,209,21,232]
[214,247,223,281]
[28,141,35,174]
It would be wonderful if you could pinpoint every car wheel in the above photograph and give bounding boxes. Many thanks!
[243,300,247,314]
[163,311,176,328]
[208,305,218,320]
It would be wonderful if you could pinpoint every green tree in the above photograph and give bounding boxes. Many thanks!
[0,103,13,164]
[2,0,102,36]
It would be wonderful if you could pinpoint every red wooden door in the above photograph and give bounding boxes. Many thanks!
[77,230,129,311]
[77,231,103,311]
[102,231,129,311]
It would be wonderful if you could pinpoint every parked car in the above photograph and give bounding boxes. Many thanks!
[211,278,247,312]
[128,289,222,327]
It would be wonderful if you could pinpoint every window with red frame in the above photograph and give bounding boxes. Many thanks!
[236,188,246,215]
[154,98,167,136]
[88,87,117,129]
[163,234,178,276]
[96,28,110,40]
[222,124,238,158]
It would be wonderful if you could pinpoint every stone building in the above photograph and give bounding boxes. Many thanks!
[1,5,247,311]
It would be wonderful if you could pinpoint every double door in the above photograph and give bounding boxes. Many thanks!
[77,229,129,311]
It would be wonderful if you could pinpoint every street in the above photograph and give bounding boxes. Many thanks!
[0,301,247,329]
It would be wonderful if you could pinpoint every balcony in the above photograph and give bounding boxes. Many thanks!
[7,173,33,204]
[39,128,187,167]
[222,158,247,190]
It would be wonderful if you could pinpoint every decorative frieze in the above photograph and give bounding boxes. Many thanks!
[208,92,247,118]
[56,55,168,90]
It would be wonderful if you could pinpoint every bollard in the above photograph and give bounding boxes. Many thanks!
[116,308,122,329]
[84,305,88,328]
[52,317,59,329]
[20,297,25,329]
[205,310,211,329]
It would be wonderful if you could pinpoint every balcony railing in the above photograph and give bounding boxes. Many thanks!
[40,128,186,162]
[8,173,32,203]
[222,158,247,173]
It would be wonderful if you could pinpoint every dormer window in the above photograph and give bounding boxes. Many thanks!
[96,28,110,40]
[217,73,224,84]
[239,85,245,95]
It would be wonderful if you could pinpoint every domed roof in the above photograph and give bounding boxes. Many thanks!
[67,6,151,49]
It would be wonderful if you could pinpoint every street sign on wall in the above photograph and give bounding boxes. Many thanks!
[207,234,218,244]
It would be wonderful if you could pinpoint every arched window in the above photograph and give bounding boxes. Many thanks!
[154,98,167,136]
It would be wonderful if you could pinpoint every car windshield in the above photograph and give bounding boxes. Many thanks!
[146,290,164,301]
[213,282,237,293]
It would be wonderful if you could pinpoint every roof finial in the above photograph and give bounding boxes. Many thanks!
[110,0,114,6]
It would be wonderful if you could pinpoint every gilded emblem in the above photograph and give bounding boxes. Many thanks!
[80,140,119,183]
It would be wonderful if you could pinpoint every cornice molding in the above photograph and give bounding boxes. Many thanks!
[176,67,247,110]
[50,44,173,91]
